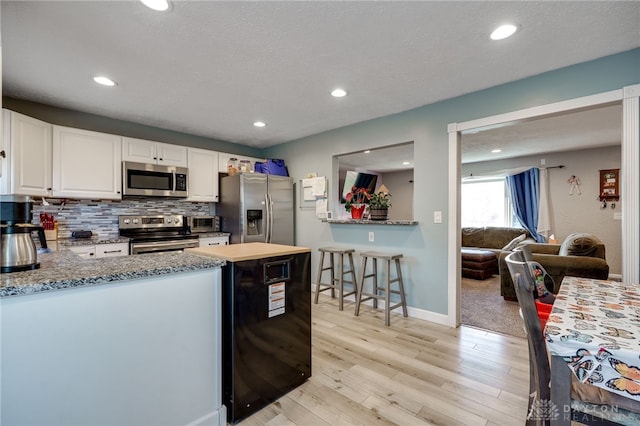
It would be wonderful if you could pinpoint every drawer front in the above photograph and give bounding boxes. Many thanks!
[199,237,229,247]
[95,243,129,258]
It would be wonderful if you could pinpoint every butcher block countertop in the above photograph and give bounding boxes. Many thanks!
[187,242,311,262]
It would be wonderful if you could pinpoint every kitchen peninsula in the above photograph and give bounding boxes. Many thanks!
[1,250,227,426]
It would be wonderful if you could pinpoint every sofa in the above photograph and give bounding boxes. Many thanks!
[461,227,532,279]
[461,226,532,255]
[498,234,610,300]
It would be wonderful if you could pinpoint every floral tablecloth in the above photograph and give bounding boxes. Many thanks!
[545,276,640,401]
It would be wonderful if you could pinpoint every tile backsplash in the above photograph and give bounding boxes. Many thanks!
[33,198,213,239]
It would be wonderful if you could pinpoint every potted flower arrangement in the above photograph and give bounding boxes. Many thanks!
[368,191,391,220]
[344,186,370,219]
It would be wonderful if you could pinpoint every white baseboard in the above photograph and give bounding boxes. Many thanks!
[312,284,452,327]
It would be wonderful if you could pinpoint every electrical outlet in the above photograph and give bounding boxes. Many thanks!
[434,211,442,224]
[368,232,374,242]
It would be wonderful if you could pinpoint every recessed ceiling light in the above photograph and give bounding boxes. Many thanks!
[93,76,116,87]
[363,150,371,154]
[141,0,170,11]
[253,121,266,128]
[490,24,517,41]
[491,149,502,153]
[331,88,347,98]
[402,161,411,166]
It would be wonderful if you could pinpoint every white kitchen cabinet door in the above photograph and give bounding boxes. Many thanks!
[68,245,96,259]
[53,126,122,199]
[157,142,188,167]
[198,236,229,247]
[187,148,219,202]
[95,242,129,258]
[0,110,53,196]
[122,137,187,167]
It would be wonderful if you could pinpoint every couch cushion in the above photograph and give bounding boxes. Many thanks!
[559,233,603,257]
[461,227,485,248]
[502,234,527,251]
[483,227,529,249]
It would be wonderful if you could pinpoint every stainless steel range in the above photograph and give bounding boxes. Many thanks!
[119,215,199,255]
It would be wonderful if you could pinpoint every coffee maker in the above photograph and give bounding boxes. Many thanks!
[1,195,48,273]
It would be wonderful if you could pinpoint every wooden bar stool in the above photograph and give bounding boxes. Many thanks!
[313,247,358,311]
[355,251,408,326]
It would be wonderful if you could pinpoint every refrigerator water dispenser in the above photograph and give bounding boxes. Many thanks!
[246,210,262,235]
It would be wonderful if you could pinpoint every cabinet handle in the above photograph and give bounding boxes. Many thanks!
[153,157,157,160]
[103,250,122,254]
[47,188,52,191]
[0,150,5,158]
[159,158,163,161]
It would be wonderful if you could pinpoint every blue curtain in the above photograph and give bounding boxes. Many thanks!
[506,168,544,242]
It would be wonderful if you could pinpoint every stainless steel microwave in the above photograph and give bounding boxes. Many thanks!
[186,216,220,233]
[122,161,188,197]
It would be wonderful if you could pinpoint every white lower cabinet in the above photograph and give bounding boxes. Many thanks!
[199,236,229,247]
[52,126,122,199]
[95,243,129,258]
[69,243,129,259]
[68,245,96,259]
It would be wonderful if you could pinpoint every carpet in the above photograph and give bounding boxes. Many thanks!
[461,274,527,338]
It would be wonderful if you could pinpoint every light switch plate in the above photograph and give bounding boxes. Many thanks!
[434,211,442,224]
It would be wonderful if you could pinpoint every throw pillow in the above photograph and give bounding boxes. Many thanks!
[502,234,526,251]
[559,233,602,257]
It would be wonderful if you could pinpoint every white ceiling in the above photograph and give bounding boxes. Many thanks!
[2,1,639,151]
[461,103,623,164]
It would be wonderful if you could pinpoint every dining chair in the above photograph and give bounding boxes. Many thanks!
[505,251,640,425]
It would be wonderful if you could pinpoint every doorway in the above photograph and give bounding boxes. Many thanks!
[447,85,640,327]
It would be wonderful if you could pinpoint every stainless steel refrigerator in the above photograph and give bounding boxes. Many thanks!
[218,173,294,245]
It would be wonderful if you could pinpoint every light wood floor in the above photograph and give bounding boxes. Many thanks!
[239,294,530,426]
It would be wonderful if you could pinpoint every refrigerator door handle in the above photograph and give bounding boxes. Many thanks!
[267,193,274,243]
[265,193,271,243]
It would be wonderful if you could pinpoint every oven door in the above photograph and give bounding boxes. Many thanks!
[130,238,199,255]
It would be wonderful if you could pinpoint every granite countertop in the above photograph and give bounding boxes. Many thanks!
[57,236,131,247]
[324,219,418,225]
[0,250,225,299]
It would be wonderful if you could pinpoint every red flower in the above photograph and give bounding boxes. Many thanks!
[345,186,370,212]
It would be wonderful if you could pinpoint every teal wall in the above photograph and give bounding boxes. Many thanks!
[265,48,640,316]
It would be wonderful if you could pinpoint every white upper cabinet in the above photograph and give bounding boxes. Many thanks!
[0,110,53,196]
[52,126,122,200]
[122,137,187,167]
[187,147,219,202]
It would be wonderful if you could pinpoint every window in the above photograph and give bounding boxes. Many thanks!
[461,179,515,227]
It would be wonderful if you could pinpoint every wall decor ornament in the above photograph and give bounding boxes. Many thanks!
[599,169,620,202]
[567,175,582,195]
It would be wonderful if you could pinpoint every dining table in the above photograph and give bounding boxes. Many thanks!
[545,275,640,425]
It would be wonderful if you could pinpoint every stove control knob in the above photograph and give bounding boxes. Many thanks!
[132,218,139,224]
[123,218,130,224]
[165,217,172,223]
